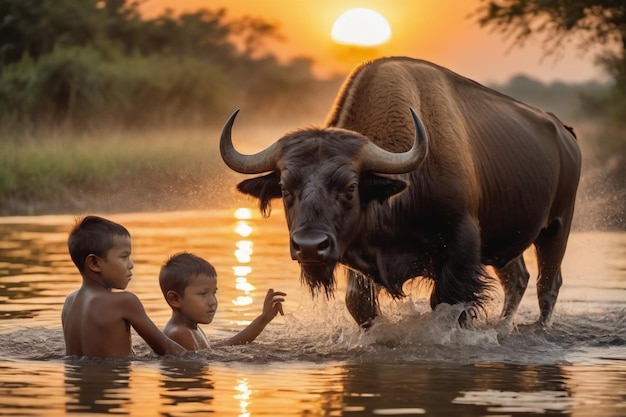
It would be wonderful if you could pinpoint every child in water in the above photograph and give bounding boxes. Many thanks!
[159,252,286,350]
[62,216,186,358]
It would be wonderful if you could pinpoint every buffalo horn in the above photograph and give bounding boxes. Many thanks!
[360,108,429,174]
[219,109,281,174]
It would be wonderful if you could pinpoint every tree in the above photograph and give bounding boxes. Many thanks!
[0,0,331,132]
[475,1,626,91]
[476,2,625,48]
[0,0,126,67]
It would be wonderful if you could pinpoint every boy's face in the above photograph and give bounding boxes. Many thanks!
[180,274,218,325]
[98,235,134,290]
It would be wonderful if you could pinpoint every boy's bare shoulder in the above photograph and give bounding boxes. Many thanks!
[93,290,145,318]
[163,323,185,339]
[63,289,78,305]
[61,290,78,323]
[163,323,204,351]
[64,286,143,320]
[73,284,141,302]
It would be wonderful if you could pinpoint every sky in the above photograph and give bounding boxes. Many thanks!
[140,0,606,85]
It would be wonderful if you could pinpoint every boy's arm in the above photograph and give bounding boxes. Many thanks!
[221,289,286,346]
[120,292,187,355]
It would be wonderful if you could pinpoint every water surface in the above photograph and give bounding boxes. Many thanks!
[0,210,625,416]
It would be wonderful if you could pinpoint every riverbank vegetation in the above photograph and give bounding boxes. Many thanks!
[1,0,624,229]
[0,128,241,215]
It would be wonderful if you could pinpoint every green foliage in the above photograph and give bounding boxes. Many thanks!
[0,0,329,134]
[476,0,626,51]
[0,0,103,65]
[0,45,237,130]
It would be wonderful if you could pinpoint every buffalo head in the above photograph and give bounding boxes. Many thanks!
[220,109,429,296]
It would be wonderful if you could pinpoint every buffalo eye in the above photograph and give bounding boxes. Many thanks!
[280,182,294,203]
[342,183,357,201]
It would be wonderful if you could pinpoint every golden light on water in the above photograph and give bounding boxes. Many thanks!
[235,222,253,237]
[234,378,252,416]
[232,208,255,307]
[236,240,253,252]
[236,277,255,292]
[233,266,252,276]
[234,207,252,220]
[234,240,253,262]
[232,295,254,306]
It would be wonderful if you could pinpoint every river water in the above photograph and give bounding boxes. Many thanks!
[0,209,624,416]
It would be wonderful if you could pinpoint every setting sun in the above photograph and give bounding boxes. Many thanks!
[331,8,391,47]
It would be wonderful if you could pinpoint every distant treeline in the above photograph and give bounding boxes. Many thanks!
[0,0,341,134]
[488,75,610,122]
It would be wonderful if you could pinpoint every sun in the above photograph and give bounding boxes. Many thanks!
[331,8,392,47]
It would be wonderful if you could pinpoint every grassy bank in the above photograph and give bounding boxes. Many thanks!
[0,127,254,216]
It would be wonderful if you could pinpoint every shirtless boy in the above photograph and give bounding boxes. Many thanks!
[62,216,185,358]
[159,252,286,350]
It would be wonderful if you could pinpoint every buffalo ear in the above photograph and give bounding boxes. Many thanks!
[236,172,281,199]
[359,173,408,204]
[237,172,282,217]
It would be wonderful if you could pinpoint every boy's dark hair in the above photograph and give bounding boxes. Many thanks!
[159,252,217,298]
[68,216,130,273]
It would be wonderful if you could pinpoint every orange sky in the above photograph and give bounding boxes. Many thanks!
[140,0,605,85]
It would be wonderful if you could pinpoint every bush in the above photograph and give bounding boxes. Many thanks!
[0,45,237,133]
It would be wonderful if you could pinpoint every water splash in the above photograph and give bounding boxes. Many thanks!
[2,301,624,366]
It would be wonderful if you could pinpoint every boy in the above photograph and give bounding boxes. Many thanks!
[159,252,286,350]
[62,215,186,358]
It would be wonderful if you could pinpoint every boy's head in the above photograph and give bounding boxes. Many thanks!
[68,216,131,273]
[159,252,217,303]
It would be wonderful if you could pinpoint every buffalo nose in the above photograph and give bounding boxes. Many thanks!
[290,231,331,262]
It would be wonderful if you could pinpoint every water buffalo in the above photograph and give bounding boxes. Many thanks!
[219,56,581,329]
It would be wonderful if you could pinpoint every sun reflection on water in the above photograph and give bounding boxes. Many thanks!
[234,378,252,417]
[235,222,253,238]
[234,241,253,263]
[234,208,252,220]
[232,208,255,308]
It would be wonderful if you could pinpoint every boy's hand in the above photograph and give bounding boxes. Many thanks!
[262,288,286,321]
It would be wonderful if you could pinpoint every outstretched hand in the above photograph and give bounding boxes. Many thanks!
[220,288,288,346]
[262,288,286,321]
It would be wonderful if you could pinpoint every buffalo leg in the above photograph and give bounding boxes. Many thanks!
[533,218,571,326]
[345,270,380,328]
[430,216,486,310]
[494,255,530,324]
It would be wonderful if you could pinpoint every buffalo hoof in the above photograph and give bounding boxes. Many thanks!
[359,318,375,330]
[348,311,377,331]
[458,306,478,328]
[517,321,549,332]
